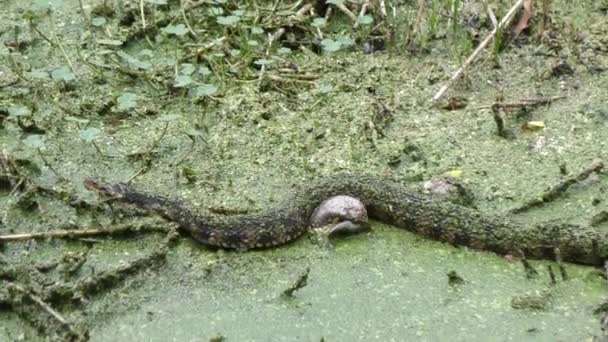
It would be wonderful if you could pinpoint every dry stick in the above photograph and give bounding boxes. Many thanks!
[334,1,357,21]
[140,0,147,30]
[510,159,604,214]
[473,95,567,110]
[47,10,79,80]
[0,223,168,242]
[432,0,525,102]
[179,0,197,36]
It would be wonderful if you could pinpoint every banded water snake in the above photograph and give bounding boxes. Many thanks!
[84,175,608,266]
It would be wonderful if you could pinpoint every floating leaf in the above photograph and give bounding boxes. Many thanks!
[312,17,327,28]
[79,127,100,142]
[357,15,373,25]
[146,0,167,4]
[320,39,341,52]
[116,93,137,110]
[180,63,196,75]
[23,135,45,149]
[254,59,274,66]
[335,35,355,47]
[251,27,264,34]
[247,40,259,46]
[91,16,107,27]
[277,47,291,55]
[198,66,212,76]
[193,84,218,96]
[216,15,240,26]
[8,106,32,117]
[161,24,188,36]
[232,10,244,16]
[230,49,240,57]
[326,0,344,5]
[174,74,193,88]
[117,51,151,70]
[51,66,76,82]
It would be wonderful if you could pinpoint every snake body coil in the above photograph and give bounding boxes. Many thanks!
[84,175,608,266]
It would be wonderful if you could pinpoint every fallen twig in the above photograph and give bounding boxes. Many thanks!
[475,95,567,111]
[282,267,310,298]
[0,222,169,242]
[432,0,525,102]
[511,159,604,214]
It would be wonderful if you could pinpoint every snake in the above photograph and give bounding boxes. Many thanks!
[83,175,608,266]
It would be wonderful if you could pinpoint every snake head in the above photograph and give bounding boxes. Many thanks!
[83,178,129,199]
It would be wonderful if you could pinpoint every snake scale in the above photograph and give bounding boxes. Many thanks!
[84,175,608,266]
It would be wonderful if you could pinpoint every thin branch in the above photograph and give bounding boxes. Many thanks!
[432,0,525,102]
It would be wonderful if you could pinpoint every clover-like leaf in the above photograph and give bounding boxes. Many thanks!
[161,24,188,36]
[180,63,196,75]
[198,66,212,76]
[320,39,341,52]
[174,74,193,88]
[357,15,373,25]
[116,92,137,110]
[312,18,327,28]
[216,15,240,26]
[91,16,107,27]
[51,66,76,82]
[193,84,218,96]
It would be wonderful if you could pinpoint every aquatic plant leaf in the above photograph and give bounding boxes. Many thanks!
[174,74,193,88]
[198,66,211,76]
[161,24,188,36]
[51,66,75,82]
[217,15,240,26]
[312,18,327,28]
[79,127,100,142]
[193,84,218,96]
[254,59,273,66]
[116,93,137,110]
[146,0,167,4]
[320,39,341,52]
[91,16,107,27]
[180,63,196,75]
[358,15,373,25]
[23,135,45,149]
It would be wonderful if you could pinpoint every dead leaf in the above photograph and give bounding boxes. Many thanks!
[513,0,533,37]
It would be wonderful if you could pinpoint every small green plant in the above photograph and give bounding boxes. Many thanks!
[79,127,104,156]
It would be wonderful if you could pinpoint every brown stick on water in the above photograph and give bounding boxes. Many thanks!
[511,159,604,214]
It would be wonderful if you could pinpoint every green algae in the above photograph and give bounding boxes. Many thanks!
[1,0,608,340]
